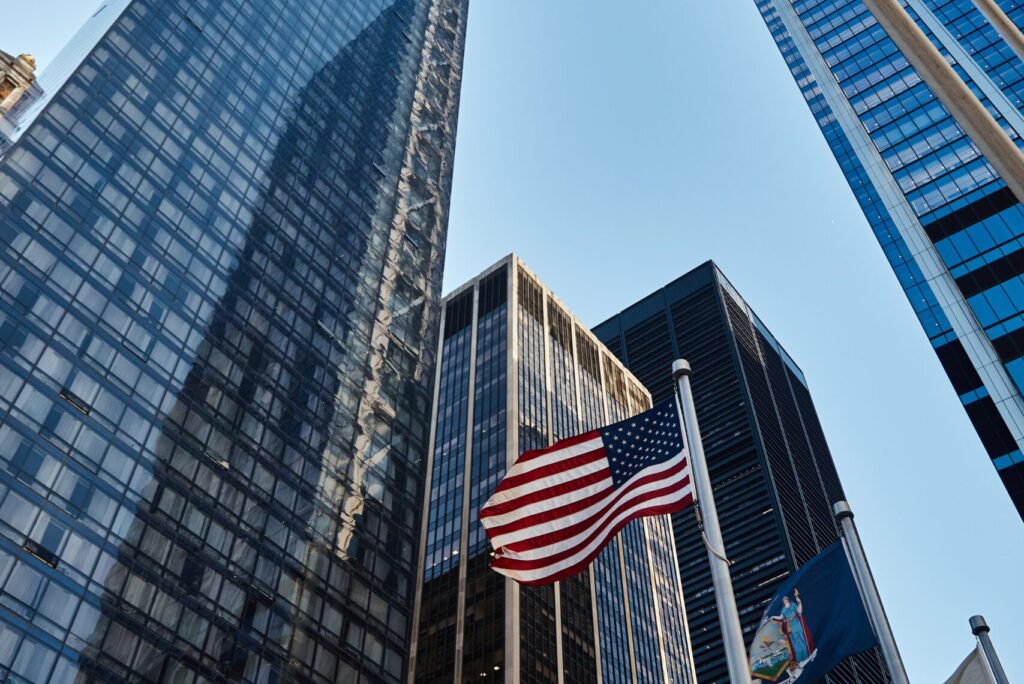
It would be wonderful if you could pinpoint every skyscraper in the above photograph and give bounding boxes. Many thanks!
[755,0,1024,520]
[594,262,888,683]
[0,0,466,681]
[411,255,695,684]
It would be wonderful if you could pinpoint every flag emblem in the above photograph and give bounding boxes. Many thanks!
[480,398,694,585]
[750,590,817,681]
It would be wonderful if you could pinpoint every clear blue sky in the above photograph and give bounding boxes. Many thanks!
[12,1,1024,681]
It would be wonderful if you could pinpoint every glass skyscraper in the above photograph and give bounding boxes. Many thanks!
[411,255,695,684]
[756,0,1024,520]
[594,262,889,683]
[0,0,467,681]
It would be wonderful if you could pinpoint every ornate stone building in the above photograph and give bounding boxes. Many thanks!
[0,50,41,155]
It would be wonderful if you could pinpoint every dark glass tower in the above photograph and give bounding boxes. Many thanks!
[756,0,1024,521]
[412,255,695,684]
[593,262,889,684]
[0,0,466,681]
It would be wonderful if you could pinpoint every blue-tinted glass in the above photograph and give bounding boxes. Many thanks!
[757,0,1024,522]
[415,260,693,682]
[0,0,468,681]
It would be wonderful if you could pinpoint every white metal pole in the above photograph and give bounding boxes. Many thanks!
[672,360,751,684]
[970,615,1011,684]
[833,501,909,684]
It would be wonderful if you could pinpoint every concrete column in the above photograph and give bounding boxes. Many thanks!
[972,0,1024,66]
[863,0,1024,203]
[570,323,604,684]
[540,293,566,684]
[453,283,481,684]
[406,303,448,684]
[596,357,638,684]
[505,258,521,683]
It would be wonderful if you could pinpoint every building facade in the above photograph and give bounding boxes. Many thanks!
[0,51,38,116]
[594,262,888,683]
[1,0,145,159]
[0,0,467,681]
[0,51,41,156]
[755,0,1024,520]
[411,255,695,684]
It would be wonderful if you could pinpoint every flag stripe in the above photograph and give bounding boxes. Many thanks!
[493,487,691,569]
[483,457,689,544]
[481,467,612,520]
[493,471,692,557]
[481,449,685,525]
[480,398,693,586]
[482,477,613,533]
[514,430,600,464]
[491,498,694,585]
[482,450,609,509]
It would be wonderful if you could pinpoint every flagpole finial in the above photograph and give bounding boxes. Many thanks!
[833,498,909,683]
[833,500,853,522]
[672,359,691,381]
[969,614,1011,684]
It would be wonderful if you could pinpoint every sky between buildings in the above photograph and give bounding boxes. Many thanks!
[11,1,1024,680]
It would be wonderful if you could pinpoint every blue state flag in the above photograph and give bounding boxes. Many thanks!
[749,542,878,682]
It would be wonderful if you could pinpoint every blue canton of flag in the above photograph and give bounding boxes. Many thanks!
[601,399,684,486]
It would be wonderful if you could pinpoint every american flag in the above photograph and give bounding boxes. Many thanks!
[480,398,694,585]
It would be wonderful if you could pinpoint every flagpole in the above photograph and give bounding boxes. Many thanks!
[833,502,909,684]
[970,615,1010,684]
[672,360,752,684]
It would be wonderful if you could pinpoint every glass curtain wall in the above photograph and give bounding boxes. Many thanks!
[594,262,888,683]
[755,0,1024,519]
[412,255,695,684]
[0,0,468,681]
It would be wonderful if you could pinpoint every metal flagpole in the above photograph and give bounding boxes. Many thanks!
[833,502,909,684]
[970,615,1011,684]
[672,360,752,684]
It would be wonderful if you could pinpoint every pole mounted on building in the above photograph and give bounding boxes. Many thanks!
[833,501,909,684]
[672,360,752,684]
[861,0,1024,205]
[970,615,1011,684]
